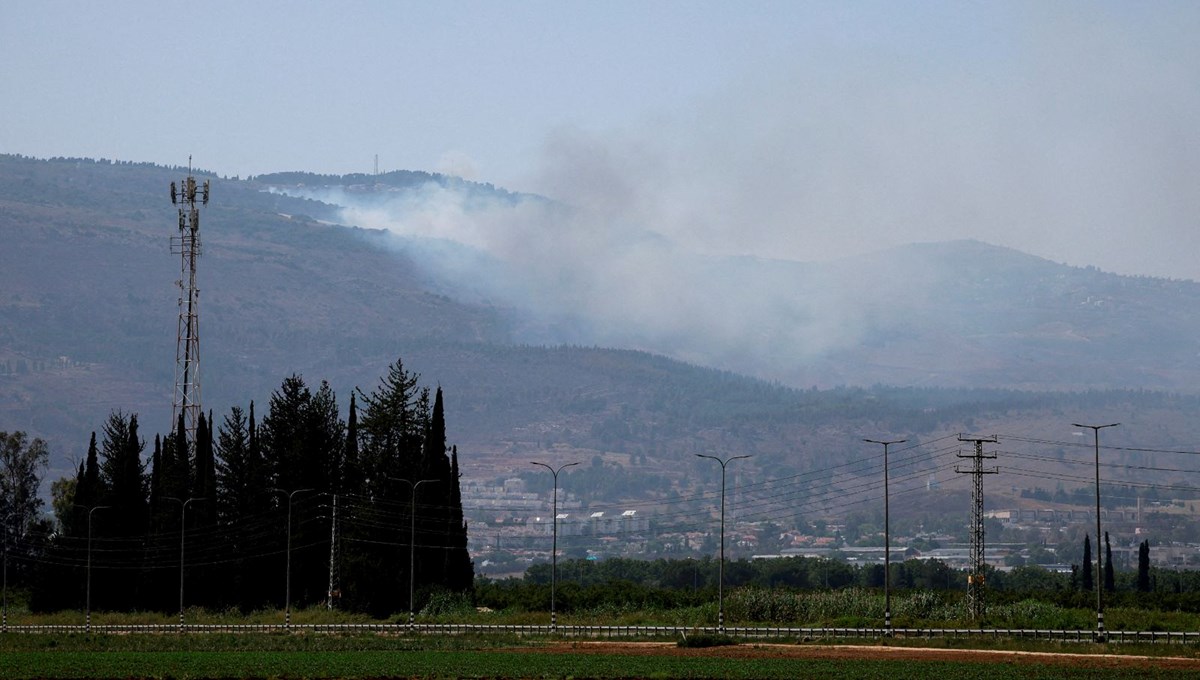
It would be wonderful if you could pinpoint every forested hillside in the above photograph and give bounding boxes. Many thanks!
[4,154,1200,509]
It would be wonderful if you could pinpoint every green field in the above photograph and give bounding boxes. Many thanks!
[1,634,1197,680]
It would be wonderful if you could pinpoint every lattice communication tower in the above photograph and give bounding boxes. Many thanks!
[169,160,209,451]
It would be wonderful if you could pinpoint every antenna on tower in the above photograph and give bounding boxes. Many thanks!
[169,161,208,451]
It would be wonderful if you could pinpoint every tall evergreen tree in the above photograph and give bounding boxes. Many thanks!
[70,432,102,536]
[190,411,218,606]
[149,434,162,520]
[342,392,361,494]
[445,445,474,592]
[1137,540,1151,593]
[357,358,426,494]
[1081,535,1094,592]
[259,375,344,608]
[1104,531,1115,593]
[95,411,149,609]
[310,382,344,494]
[98,411,148,536]
[346,357,429,614]
[215,404,271,610]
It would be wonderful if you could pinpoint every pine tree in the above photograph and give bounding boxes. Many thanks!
[1081,535,1094,592]
[215,404,270,610]
[98,411,147,537]
[310,381,344,494]
[259,375,344,608]
[1104,531,1115,593]
[1137,540,1151,593]
[346,357,429,615]
[96,411,149,609]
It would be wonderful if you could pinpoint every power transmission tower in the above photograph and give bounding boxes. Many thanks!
[956,434,997,620]
[169,158,209,450]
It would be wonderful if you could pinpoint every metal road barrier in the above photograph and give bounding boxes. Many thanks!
[4,622,1200,643]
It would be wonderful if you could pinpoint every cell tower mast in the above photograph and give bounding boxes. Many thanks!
[169,158,209,450]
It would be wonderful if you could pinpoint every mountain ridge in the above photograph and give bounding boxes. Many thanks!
[3,154,1199,497]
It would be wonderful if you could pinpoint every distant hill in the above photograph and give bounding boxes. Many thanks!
[3,154,1200,509]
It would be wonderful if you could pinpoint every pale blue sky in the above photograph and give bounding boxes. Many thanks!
[4,1,1199,279]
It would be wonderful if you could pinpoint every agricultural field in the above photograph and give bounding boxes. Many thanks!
[3,633,1200,679]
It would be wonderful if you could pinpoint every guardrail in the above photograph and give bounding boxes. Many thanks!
[3,622,1199,643]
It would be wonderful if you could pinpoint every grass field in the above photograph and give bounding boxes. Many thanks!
[2,634,1199,679]
[0,649,1176,680]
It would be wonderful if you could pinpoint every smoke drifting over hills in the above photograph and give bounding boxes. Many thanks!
[281,178,946,384]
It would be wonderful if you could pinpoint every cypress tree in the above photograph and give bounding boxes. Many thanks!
[149,434,162,519]
[342,392,361,494]
[1104,531,1115,593]
[71,433,102,536]
[1137,540,1151,592]
[1081,535,1094,592]
[446,445,474,592]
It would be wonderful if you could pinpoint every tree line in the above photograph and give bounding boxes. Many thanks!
[26,356,472,617]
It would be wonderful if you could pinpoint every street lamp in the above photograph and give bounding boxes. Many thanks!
[864,438,906,633]
[78,505,110,633]
[530,460,579,631]
[695,453,751,632]
[270,488,312,629]
[1073,422,1119,638]
[2,512,10,633]
[387,476,439,627]
[163,496,205,632]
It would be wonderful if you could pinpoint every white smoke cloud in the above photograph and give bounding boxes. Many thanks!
[520,3,1200,282]
[281,176,928,384]
[276,3,1200,383]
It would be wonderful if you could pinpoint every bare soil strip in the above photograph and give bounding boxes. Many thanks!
[524,641,1200,670]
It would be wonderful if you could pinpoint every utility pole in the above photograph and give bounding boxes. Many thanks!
[955,435,998,620]
[863,438,905,633]
[163,496,205,632]
[695,453,751,633]
[270,488,312,629]
[1074,422,1119,640]
[530,461,579,632]
[80,505,109,633]
[2,516,8,633]
[327,494,339,610]
[387,477,439,627]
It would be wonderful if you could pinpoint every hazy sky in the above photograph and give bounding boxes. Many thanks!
[3,1,1199,279]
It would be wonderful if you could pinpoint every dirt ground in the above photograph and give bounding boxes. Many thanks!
[525,640,1200,671]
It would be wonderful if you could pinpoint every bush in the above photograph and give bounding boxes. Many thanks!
[677,632,736,648]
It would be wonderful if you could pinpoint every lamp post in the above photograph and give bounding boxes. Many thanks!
[82,505,110,633]
[530,460,579,631]
[387,476,438,627]
[864,438,906,633]
[163,496,205,632]
[695,453,750,632]
[1073,422,1119,638]
[270,488,312,629]
[2,513,9,633]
